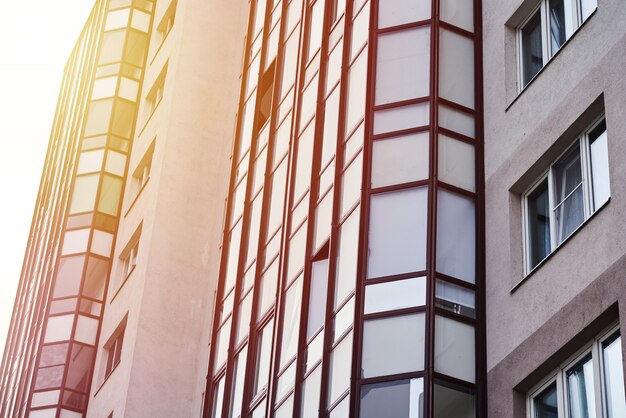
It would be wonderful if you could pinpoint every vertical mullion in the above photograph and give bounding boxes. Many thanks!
[319,0,356,415]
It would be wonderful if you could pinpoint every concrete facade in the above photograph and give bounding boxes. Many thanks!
[483,0,626,415]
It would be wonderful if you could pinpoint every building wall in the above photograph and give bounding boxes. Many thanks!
[483,0,626,415]
[85,0,247,417]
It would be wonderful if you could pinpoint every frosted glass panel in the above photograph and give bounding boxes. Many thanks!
[580,0,597,21]
[105,150,126,176]
[53,256,85,298]
[371,132,429,188]
[84,99,113,137]
[131,9,151,32]
[69,175,99,214]
[91,76,118,100]
[90,229,113,257]
[374,102,430,135]
[98,175,123,215]
[307,259,329,338]
[368,187,427,278]
[438,134,475,192]
[77,150,104,175]
[328,332,352,406]
[365,276,426,314]
[439,29,475,109]
[441,0,474,32]
[29,409,57,418]
[436,190,475,283]
[74,316,99,345]
[44,315,74,343]
[378,0,431,28]
[362,313,425,377]
[119,77,139,101]
[280,277,303,367]
[345,50,368,135]
[335,207,360,308]
[435,316,475,383]
[375,27,430,105]
[439,105,475,138]
[105,8,130,31]
[62,229,90,255]
[31,390,60,408]
[301,366,322,418]
[59,410,82,418]
[340,153,362,217]
[590,130,610,210]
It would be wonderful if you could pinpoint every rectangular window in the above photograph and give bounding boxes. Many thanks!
[528,325,625,418]
[518,0,597,88]
[523,118,609,273]
[104,320,126,379]
[145,63,168,117]
[156,0,177,47]
[119,225,142,282]
[132,141,155,200]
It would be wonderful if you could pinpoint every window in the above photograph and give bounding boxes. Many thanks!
[518,0,597,87]
[119,225,142,281]
[145,63,168,117]
[155,0,177,48]
[104,326,125,378]
[132,141,154,199]
[528,325,625,418]
[524,117,609,272]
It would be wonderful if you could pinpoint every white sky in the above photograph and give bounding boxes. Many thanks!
[0,1,95,356]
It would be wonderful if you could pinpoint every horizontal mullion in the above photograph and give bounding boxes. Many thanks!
[358,370,427,386]
[433,372,477,390]
[433,307,477,326]
[435,273,478,291]
[437,127,475,144]
[376,19,431,34]
[369,179,430,196]
[364,270,428,285]
[438,97,476,115]
[373,96,430,112]
[362,305,427,321]
[436,181,477,198]
[372,125,430,141]
[438,20,475,39]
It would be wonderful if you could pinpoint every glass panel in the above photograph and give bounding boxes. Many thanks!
[84,100,113,137]
[435,280,476,318]
[533,382,558,418]
[131,9,151,31]
[307,0,325,60]
[439,105,475,138]
[566,353,596,418]
[301,366,322,418]
[580,0,597,21]
[50,299,77,315]
[307,259,329,338]
[439,28,474,109]
[268,160,287,235]
[299,77,318,129]
[329,395,350,418]
[35,366,64,390]
[553,144,584,244]
[255,320,274,395]
[340,153,362,217]
[31,390,60,408]
[362,313,425,378]
[376,27,430,105]
[83,257,109,300]
[360,378,424,418]
[527,179,551,269]
[213,319,231,371]
[333,297,354,343]
[589,123,610,210]
[29,409,57,418]
[258,260,278,319]
[328,332,353,406]
[77,150,105,175]
[306,332,324,371]
[276,362,296,401]
[66,213,93,229]
[436,189,475,283]
[229,347,247,418]
[246,192,264,267]
[65,344,94,392]
[435,316,475,383]
[252,399,267,418]
[350,4,369,61]
[98,175,123,216]
[69,175,100,214]
[119,76,139,101]
[61,229,90,255]
[441,0,474,32]
[74,315,99,345]
[44,315,74,343]
[280,277,303,367]
[224,221,242,293]
[521,10,543,86]
[438,135,475,192]
[276,394,294,418]
[92,76,118,100]
[373,102,430,135]
[212,377,225,418]
[368,187,428,278]
[294,124,315,200]
[549,0,566,53]
[91,229,113,257]
[371,132,429,188]
[434,382,476,418]
[123,31,148,66]
[378,0,431,28]
[53,256,85,298]
[105,8,130,30]
[40,343,69,367]
[603,334,626,418]
[105,150,126,176]
[364,276,426,314]
[335,207,360,308]
[287,224,307,281]
[236,293,252,346]
[111,100,136,138]
[322,87,340,167]
[98,30,126,64]
[345,50,368,135]
[314,191,333,250]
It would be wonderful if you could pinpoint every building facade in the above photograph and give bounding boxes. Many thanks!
[1,0,625,418]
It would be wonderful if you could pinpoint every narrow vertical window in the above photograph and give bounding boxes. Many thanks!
[552,144,584,244]
[602,333,626,417]
[521,10,543,86]
[527,178,551,270]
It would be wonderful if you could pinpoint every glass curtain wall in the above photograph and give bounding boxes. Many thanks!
[25,1,154,417]
[204,0,484,417]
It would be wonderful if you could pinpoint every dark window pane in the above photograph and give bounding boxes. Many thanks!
[527,179,551,269]
[549,0,566,53]
[566,353,595,418]
[534,382,558,418]
[66,344,95,393]
[83,256,110,300]
[53,256,86,298]
[35,365,65,390]
[360,378,424,418]
[522,10,543,86]
[434,382,476,418]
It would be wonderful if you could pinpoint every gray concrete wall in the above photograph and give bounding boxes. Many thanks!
[483,0,626,415]
[87,0,247,416]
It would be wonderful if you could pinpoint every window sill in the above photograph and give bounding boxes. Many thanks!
[93,360,121,398]
[123,176,150,218]
[506,9,597,112]
[511,197,610,293]
[109,266,136,304]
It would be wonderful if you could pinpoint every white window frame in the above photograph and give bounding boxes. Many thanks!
[528,324,623,418]
[522,116,608,274]
[517,0,597,90]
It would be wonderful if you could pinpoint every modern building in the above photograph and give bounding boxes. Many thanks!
[1,1,624,418]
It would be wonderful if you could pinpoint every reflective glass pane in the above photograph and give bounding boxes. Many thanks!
[438,135,475,192]
[69,175,100,214]
[566,353,596,418]
[345,50,368,135]
[62,229,90,255]
[92,76,118,100]
[603,334,626,418]
[49,299,77,315]
[376,27,430,105]
[439,105,475,138]
[328,332,353,406]
[350,5,369,60]
[340,153,362,217]
[98,30,125,64]
[335,207,360,308]
[302,366,322,418]
[378,0,431,28]
[521,11,543,86]
[84,100,113,137]
[533,382,558,418]
[83,256,109,300]
[53,256,85,298]
[434,316,475,383]
[35,366,65,390]
[527,179,551,269]
[119,77,139,101]
[371,132,429,188]
[439,29,474,109]
[276,394,294,418]
[581,0,597,21]
[549,0,566,53]
[91,229,113,257]
[362,313,425,378]
[105,8,130,30]
[123,31,148,67]
[276,362,296,401]
[40,343,69,367]
[44,315,74,343]
[31,390,60,408]
[294,124,315,199]
[65,344,94,392]
[255,321,274,395]
[105,150,126,176]
[230,347,247,418]
[308,259,329,338]
[77,150,105,175]
[280,278,303,367]
[360,378,424,418]
[441,0,473,32]
[368,187,428,278]
[258,260,278,319]
[212,377,225,418]
[436,189,475,283]
[236,292,252,346]
[434,383,476,418]
[435,280,476,318]
[365,276,426,314]
[553,145,584,244]
[98,175,123,216]
[111,100,136,138]
[213,320,231,371]
[373,102,430,135]
[589,123,610,210]
[74,315,99,345]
